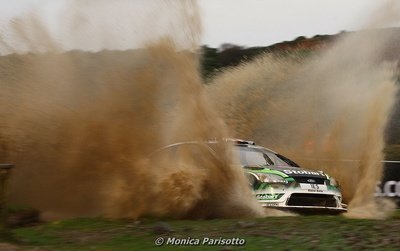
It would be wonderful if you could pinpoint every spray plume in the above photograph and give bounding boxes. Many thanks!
[0,1,264,220]
[208,3,400,219]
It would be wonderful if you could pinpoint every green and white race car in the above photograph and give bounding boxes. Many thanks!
[152,139,347,213]
[232,139,347,213]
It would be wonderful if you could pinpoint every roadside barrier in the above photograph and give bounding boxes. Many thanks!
[377,161,400,205]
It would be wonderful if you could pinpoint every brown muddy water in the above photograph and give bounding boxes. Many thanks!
[0,1,399,220]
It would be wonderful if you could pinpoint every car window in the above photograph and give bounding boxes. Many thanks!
[234,146,274,166]
[234,146,299,167]
[276,153,299,167]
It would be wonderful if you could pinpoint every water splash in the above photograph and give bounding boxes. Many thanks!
[0,1,263,220]
[208,28,399,219]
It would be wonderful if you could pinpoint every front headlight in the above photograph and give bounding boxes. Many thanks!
[329,177,338,186]
[258,173,287,184]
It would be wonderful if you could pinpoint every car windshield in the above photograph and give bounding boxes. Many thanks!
[234,146,299,167]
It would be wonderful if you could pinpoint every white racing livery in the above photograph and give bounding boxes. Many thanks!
[232,139,347,213]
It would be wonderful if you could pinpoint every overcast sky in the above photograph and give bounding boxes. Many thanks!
[199,0,388,47]
[0,0,398,50]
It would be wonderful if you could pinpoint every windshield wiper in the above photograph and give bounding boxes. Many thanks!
[243,165,267,170]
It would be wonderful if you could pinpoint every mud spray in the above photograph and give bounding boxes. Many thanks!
[0,1,398,220]
[0,1,263,220]
[208,3,400,219]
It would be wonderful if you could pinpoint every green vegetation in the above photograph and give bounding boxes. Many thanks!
[0,211,398,250]
[199,34,335,81]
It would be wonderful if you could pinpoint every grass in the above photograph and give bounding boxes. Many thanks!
[0,210,399,250]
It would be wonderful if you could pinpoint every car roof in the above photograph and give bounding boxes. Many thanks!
[234,143,278,155]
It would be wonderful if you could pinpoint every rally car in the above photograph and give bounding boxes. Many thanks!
[231,139,347,213]
[151,139,347,213]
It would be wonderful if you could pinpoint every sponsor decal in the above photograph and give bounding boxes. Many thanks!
[375,181,400,197]
[308,189,324,192]
[255,193,283,200]
[282,169,326,177]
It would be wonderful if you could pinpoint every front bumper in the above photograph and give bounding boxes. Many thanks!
[261,204,348,214]
[255,185,347,213]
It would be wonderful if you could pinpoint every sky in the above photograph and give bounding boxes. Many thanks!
[198,0,386,47]
[0,0,398,51]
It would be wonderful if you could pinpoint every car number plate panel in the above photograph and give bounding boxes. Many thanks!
[299,183,327,191]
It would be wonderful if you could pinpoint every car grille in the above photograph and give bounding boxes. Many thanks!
[293,177,326,184]
[287,193,337,207]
